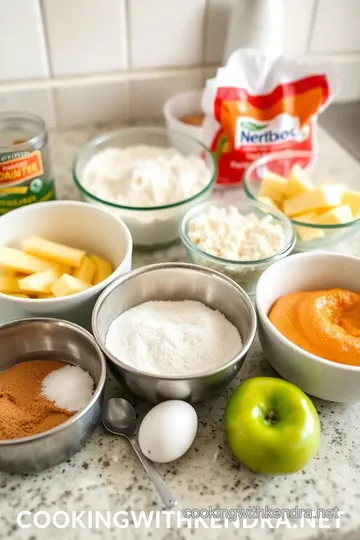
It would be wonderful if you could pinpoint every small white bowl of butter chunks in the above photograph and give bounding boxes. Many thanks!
[0,200,132,329]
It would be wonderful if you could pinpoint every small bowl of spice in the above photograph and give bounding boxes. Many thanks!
[0,317,106,473]
[163,89,205,142]
[180,199,296,297]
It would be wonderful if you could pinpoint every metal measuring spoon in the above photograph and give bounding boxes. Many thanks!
[102,398,178,509]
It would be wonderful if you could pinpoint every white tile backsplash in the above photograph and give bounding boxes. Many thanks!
[55,82,129,127]
[0,89,55,127]
[1,0,360,129]
[310,0,360,54]
[204,0,236,64]
[43,0,127,76]
[0,0,48,81]
[130,72,205,120]
[330,57,360,102]
[284,0,315,55]
[129,0,206,69]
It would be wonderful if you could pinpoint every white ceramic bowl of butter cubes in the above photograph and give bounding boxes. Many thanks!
[180,199,296,297]
[0,201,132,329]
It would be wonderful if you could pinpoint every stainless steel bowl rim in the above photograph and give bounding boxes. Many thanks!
[72,126,217,212]
[180,199,296,267]
[0,317,107,446]
[92,262,257,380]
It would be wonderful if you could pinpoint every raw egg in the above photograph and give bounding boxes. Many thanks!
[138,400,198,463]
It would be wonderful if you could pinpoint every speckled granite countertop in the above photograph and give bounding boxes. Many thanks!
[1,124,360,540]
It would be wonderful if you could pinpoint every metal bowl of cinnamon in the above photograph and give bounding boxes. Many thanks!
[0,317,106,473]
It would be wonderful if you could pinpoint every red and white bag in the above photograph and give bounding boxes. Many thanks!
[202,49,338,187]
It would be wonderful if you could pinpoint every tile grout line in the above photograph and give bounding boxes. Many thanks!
[305,0,319,55]
[123,0,132,72]
[34,0,51,79]
[124,0,133,119]
[202,0,210,66]
[37,0,61,127]
[2,51,360,95]
[0,66,218,93]
[308,50,360,58]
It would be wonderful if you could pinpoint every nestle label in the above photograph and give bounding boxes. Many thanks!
[235,114,300,147]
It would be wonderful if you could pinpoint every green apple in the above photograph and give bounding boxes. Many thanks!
[224,377,320,475]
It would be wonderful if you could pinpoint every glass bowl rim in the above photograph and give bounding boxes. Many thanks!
[243,149,360,230]
[72,126,217,212]
[0,110,47,152]
[180,199,297,267]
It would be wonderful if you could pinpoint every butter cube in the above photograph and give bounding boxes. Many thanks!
[257,196,280,210]
[23,237,85,268]
[18,268,62,294]
[283,186,343,217]
[51,274,91,297]
[295,225,325,242]
[0,267,18,277]
[46,262,73,275]
[314,204,354,225]
[258,171,289,204]
[293,211,319,223]
[89,254,113,285]
[0,276,21,294]
[342,189,360,218]
[288,164,314,197]
[73,256,95,284]
[4,293,29,298]
[0,247,53,274]
[294,211,325,241]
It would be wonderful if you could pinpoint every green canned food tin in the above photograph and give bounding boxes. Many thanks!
[0,111,55,215]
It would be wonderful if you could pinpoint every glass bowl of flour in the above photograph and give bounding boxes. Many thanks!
[73,127,216,247]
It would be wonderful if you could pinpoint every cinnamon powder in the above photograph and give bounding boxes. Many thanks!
[0,360,75,440]
[179,113,204,126]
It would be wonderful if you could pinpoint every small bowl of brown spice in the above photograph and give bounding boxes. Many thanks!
[0,317,106,473]
[163,89,205,142]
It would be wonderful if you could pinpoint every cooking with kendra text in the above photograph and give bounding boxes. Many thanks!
[16,507,345,530]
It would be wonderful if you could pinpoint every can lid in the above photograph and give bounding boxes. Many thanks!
[0,111,47,153]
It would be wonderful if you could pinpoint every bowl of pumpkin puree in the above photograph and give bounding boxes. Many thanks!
[256,252,360,403]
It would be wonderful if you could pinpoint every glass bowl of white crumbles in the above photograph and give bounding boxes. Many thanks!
[73,127,216,247]
[180,199,296,297]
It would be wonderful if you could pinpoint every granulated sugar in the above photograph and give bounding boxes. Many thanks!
[105,300,243,376]
[41,365,94,412]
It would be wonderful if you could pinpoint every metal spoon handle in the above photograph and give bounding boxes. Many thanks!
[129,436,178,509]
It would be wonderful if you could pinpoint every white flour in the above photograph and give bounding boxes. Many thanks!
[105,300,243,376]
[81,146,210,207]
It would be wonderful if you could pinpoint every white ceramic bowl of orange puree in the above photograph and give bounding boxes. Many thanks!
[256,251,360,403]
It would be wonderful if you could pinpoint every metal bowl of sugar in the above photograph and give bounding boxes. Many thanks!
[0,318,106,473]
[92,262,257,403]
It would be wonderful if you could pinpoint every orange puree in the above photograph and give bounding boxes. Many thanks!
[269,288,360,366]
